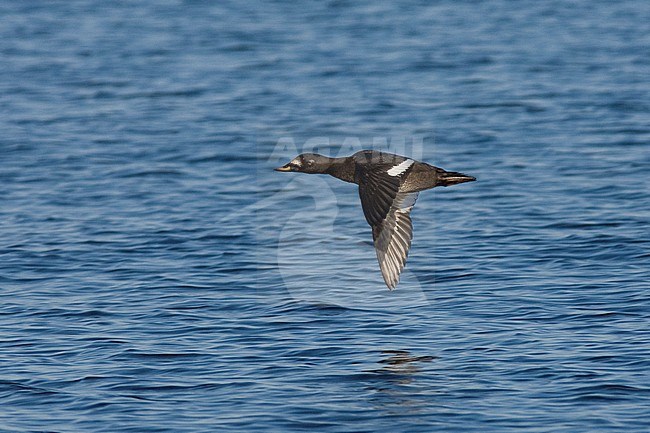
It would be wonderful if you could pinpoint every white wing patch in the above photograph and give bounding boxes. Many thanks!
[386,159,414,177]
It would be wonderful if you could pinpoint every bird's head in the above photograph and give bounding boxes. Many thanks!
[274,153,332,174]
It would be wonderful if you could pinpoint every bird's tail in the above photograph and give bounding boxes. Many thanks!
[436,169,476,187]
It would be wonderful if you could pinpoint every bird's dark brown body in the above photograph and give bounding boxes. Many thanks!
[275,150,475,289]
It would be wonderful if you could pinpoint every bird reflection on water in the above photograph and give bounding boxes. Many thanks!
[364,350,437,414]
[377,350,436,375]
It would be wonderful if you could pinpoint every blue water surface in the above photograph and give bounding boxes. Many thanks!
[1,1,649,432]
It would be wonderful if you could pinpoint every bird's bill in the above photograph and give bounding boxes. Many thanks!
[274,163,293,172]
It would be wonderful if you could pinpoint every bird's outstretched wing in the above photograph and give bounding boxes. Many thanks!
[371,192,419,289]
[354,151,413,225]
[355,154,418,289]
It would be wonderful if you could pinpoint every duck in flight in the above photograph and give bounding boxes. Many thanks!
[275,150,475,290]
